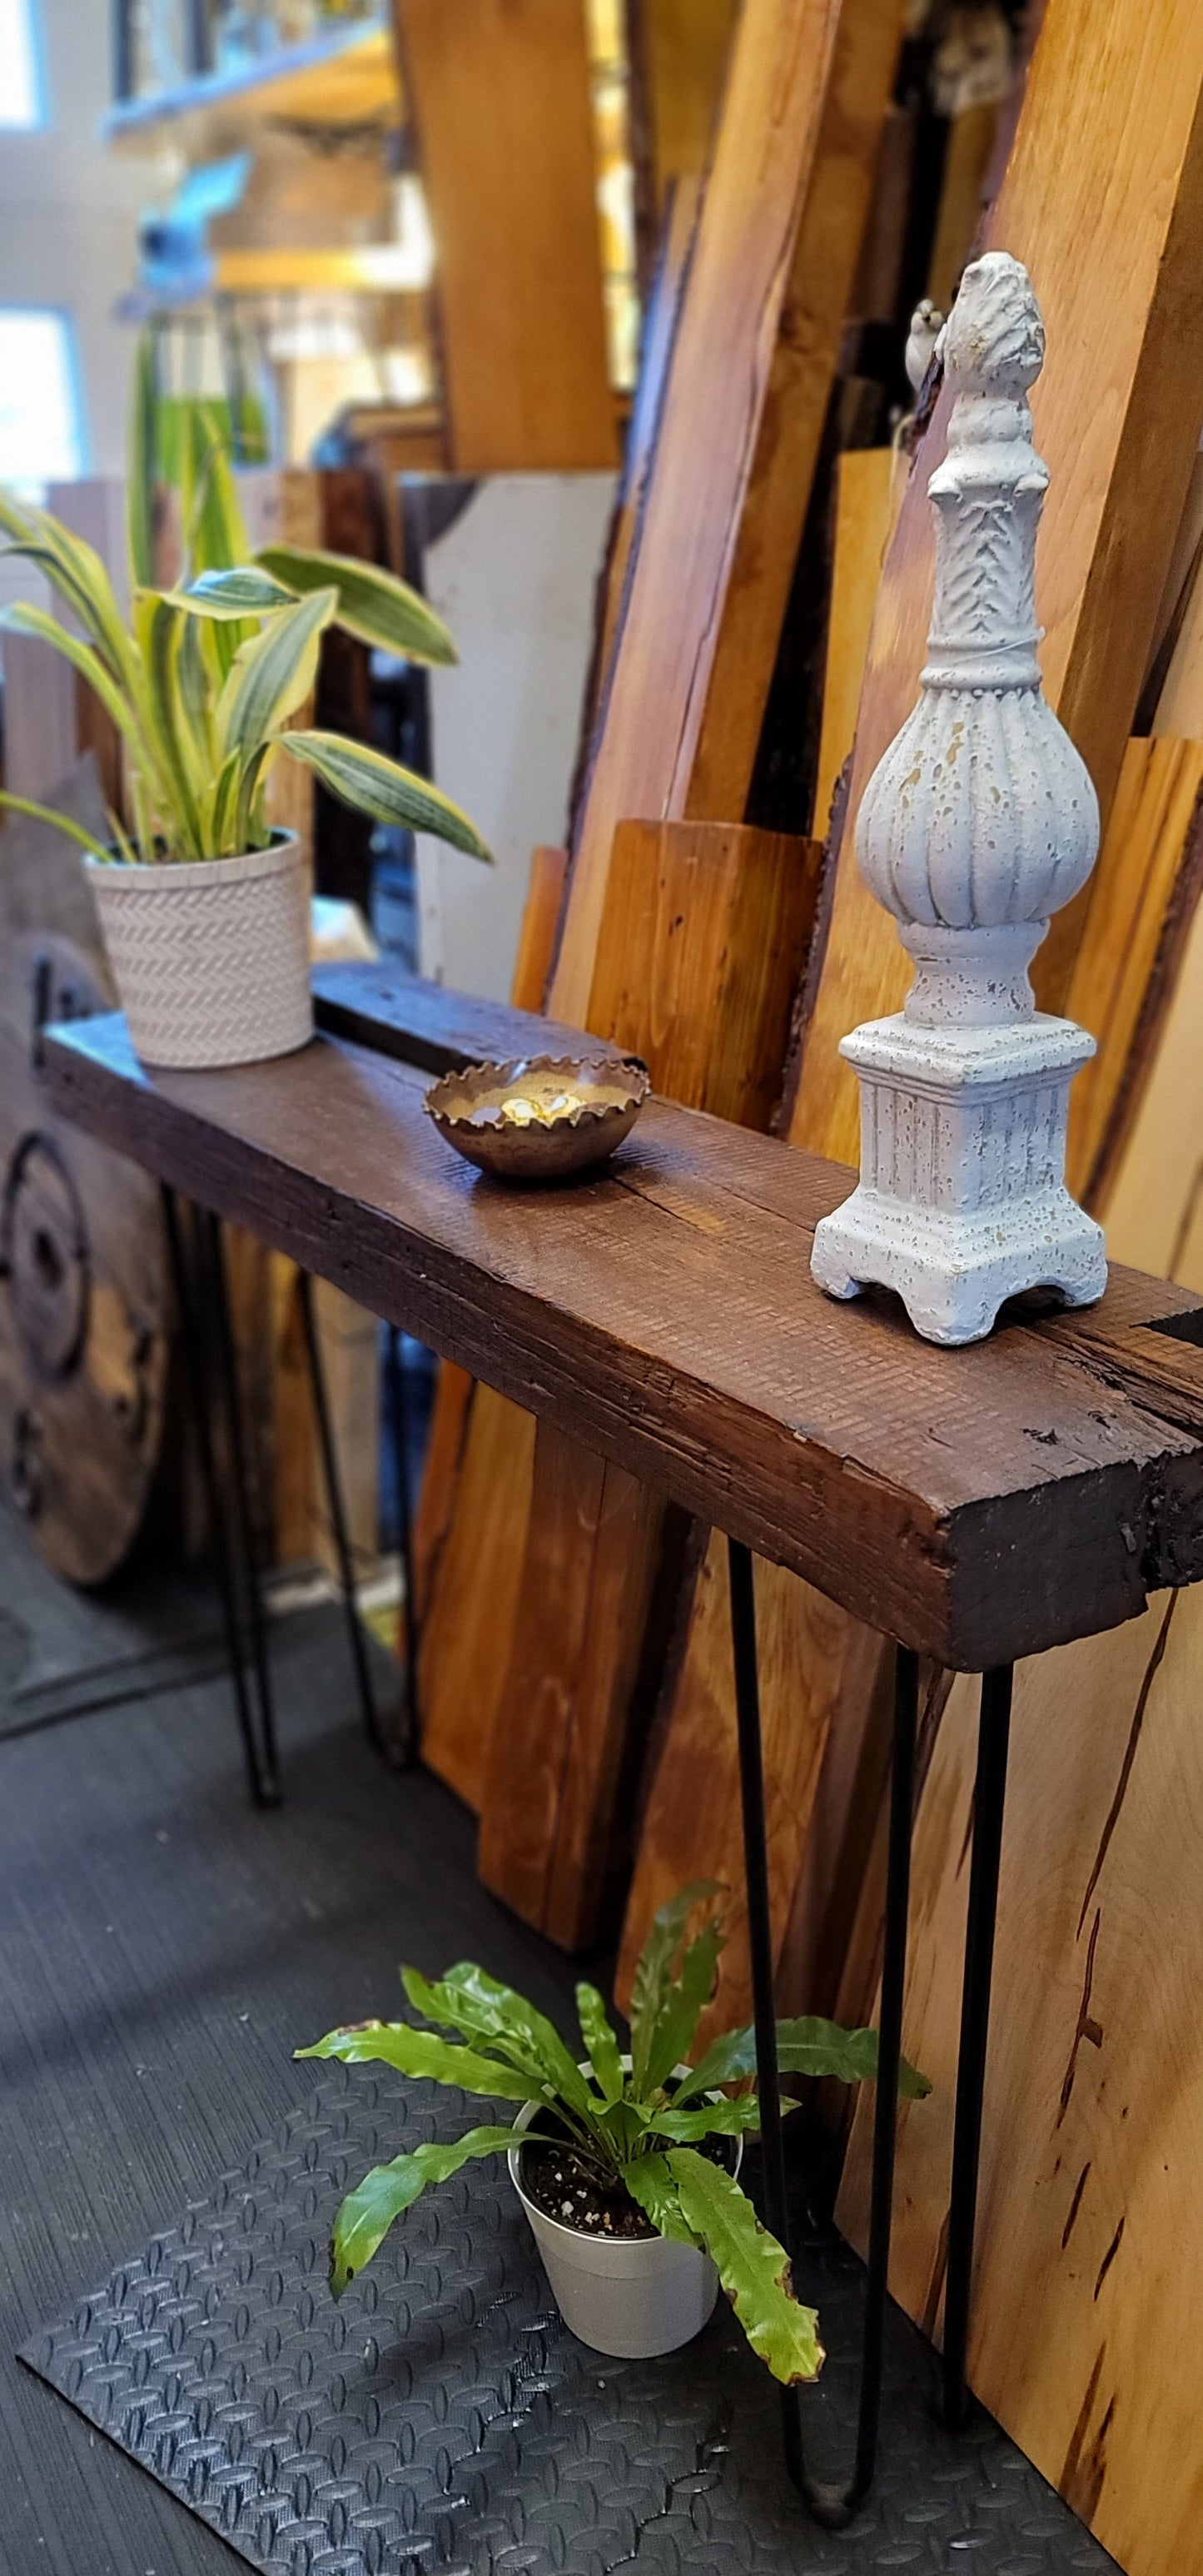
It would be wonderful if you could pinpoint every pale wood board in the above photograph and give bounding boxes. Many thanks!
[392,0,616,472]
[550,0,902,1022]
[812,447,897,842]
[637,0,740,208]
[838,1589,1203,2576]
[1065,738,1203,1206]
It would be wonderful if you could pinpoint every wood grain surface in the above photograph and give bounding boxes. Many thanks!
[391,0,615,471]
[1066,738,1203,1209]
[837,1587,1203,2576]
[44,1002,1203,1673]
[550,0,902,1021]
[788,0,1203,1172]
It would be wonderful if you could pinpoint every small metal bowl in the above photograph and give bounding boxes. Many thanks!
[425,1053,649,1183]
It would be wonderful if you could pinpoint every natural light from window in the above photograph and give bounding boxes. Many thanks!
[0,0,42,127]
[0,311,83,491]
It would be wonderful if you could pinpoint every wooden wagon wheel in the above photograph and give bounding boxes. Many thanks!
[0,932,171,1586]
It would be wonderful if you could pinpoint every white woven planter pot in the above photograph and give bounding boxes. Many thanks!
[509,2075,741,2360]
[87,833,311,1072]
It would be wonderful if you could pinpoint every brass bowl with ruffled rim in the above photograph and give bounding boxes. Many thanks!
[424,1053,649,1182]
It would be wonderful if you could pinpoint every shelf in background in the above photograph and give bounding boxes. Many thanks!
[105,22,400,157]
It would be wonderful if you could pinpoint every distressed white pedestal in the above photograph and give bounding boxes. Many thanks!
[810,251,1107,1347]
[812,1010,1107,1345]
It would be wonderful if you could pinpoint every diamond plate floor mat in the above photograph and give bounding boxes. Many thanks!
[20,2065,1118,2576]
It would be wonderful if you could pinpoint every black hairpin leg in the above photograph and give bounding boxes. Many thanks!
[162,1191,280,1808]
[385,1324,420,1764]
[728,1537,916,2528]
[942,1662,1013,2430]
[296,1270,392,1760]
[197,1210,281,1803]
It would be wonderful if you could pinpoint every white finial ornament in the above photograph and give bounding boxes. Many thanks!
[811,251,1107,1345]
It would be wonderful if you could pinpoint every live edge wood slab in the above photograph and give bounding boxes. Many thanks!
[43,974,1203,1676]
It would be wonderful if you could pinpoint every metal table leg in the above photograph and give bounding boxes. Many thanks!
[385,1323,420,1765]
[729,1536,1017,2509]
[942,1661,1013,2430]
[728,1536,917,2527]
[162,1190,280,1809]
[296,1269,393,1762]
[197,1210,281,1803]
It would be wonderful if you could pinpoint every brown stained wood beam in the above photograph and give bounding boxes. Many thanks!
[392,0,616,472]
[549,0,904,1023]
[43,1010,1203,1674]
[788,0,1203,1172]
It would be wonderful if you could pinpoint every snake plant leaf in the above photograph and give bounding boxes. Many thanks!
[432,1962,597,2118]
[622,2151,702,2249]
[203,746,243,853]
[183,400,250,582]
[281,731,491,859]
[176,565,301,619]
[0,790,116,864]
[0,602,144,761]
[296,2018,539,2101]
[127,325,158,589]
[576,1983,624,2103]
[0,498,138,692]
[216,585,337,764]
[629,1881,721,2096]
[176,613,218,782]
[330,2126,519,2298]
[666,2147,823,2385]
[256,542,457,665]
[675,2017,932,2106]
[133,591,206,858]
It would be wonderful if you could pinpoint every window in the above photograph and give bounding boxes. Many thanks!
[0,311,84,492]
[0,0,42,127]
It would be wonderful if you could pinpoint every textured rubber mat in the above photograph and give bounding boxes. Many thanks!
[20,2066,1117,2576]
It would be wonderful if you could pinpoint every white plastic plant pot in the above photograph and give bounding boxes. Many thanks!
[508,2068,743,2362]
[87,831,311,1072]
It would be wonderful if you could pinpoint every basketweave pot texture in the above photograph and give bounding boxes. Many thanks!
[87,832,312,1072]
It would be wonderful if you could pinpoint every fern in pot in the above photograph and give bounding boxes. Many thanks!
[0,474,487,1072]
[299,1882,929,2371]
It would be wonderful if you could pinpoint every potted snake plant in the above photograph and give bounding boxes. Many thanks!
[299,1882,929,2372]
[0,463,486,1071]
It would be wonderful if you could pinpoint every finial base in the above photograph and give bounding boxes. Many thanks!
[810,1011,1106,1345]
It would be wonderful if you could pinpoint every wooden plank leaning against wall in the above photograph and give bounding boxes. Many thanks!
[390,0,616,473]
[415,0,906,1940]
[617,0,1203,2048]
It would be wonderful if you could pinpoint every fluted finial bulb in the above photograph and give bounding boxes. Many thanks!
[855,251,1098,1029]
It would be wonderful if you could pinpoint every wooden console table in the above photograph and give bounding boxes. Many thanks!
[42,962,1203,2528]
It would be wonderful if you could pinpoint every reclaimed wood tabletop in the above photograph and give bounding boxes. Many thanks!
[43,970,1203,1673]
